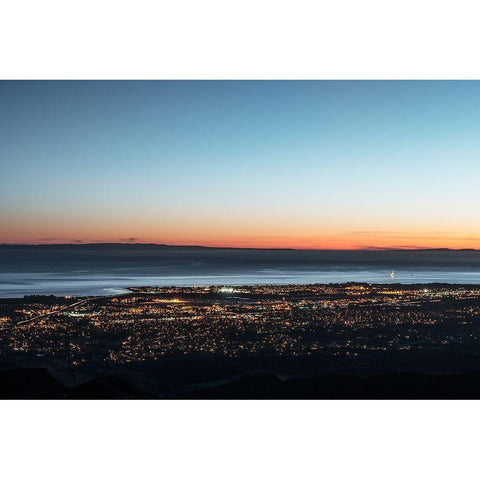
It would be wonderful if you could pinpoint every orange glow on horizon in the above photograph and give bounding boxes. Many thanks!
[3,235,480,250]
[2,212,480,250]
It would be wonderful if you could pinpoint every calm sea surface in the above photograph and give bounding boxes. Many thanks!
[2,245,480,298]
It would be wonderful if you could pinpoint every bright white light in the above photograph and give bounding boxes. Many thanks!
[218,287,235,293]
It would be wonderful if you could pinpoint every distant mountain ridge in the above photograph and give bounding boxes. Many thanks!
[0,243,294,250]
[0,243,478,252]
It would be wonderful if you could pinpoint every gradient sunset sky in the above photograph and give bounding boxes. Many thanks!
[1,80,480,249]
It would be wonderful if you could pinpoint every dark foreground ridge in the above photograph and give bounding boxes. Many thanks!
[180,371,480,399]
[3,367,480,399]
[0,368,155,399]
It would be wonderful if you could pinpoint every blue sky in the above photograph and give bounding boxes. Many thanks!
[1,80,480,248]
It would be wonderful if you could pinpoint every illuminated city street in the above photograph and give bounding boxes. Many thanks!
[2,282,480,397]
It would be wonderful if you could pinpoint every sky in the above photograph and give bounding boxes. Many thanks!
[1,80,480,249]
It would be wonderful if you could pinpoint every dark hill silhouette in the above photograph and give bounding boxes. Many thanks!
[0,368,156,399]
[3,367,480,399]
[0,368,67,399]
[180,371,480,399]
[68,376,156,399]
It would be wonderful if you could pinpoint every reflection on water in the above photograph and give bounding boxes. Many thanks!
[2,246,480,297]
[2,269,480,298]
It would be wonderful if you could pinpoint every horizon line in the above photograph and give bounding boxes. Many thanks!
[1,242,479,252]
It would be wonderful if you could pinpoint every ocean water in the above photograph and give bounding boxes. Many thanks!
[1,245,480,298]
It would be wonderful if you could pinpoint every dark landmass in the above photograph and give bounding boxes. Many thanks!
[1,243,479,252]
[0,367,155,399]
[181,371,480,400]
[0,243,297,251]
[4,366,480,399]
[4,346,480,399]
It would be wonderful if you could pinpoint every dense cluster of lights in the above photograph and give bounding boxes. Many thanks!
[1,283,480,366]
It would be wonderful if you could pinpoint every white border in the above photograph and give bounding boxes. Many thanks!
[1,400,477,480]
[1,0,480,79]
[2,1,480,478]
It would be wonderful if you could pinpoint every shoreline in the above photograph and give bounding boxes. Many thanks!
[3,280,480,301]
